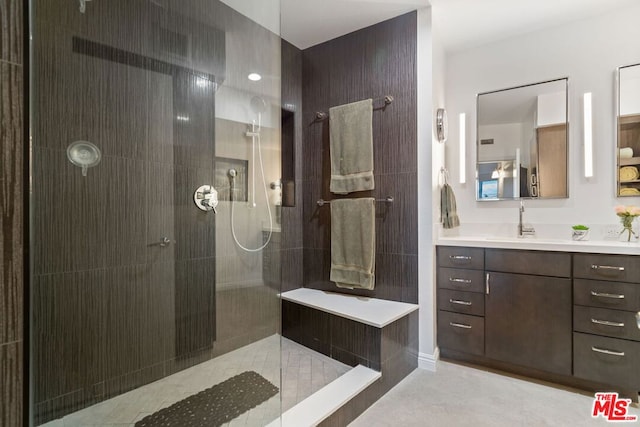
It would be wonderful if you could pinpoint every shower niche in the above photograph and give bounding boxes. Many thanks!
[281,108,296,207]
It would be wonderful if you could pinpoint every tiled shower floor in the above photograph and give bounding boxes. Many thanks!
[40,335,350,427]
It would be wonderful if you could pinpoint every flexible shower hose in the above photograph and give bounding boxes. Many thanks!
[229,131,273,252]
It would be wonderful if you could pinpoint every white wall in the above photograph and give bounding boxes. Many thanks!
[417,6,440,370]
[442,2,640,228]
[620,75,640,116]
[478,123,523,162]
[536,91,567,127]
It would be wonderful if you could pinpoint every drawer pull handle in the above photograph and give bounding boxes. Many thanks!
[449,278,472,284]
[449,255,472,261]
[486,273,490,295]
[591,346,625,357]
[591,318,625,328]
[590,291,625,300]
[449,299,472,306]
[591,264,625,272]
[449,322,472,329]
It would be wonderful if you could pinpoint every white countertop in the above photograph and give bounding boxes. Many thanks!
[281,288,419,328]
[437,235,640,255]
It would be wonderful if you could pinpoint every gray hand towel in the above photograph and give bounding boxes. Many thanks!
[329,99,375,194]
[440,183,460,229]
[330,198,375,290]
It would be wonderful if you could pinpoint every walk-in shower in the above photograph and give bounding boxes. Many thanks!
[29,1,282,425]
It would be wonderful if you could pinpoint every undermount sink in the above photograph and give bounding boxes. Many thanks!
[483,236,566,244]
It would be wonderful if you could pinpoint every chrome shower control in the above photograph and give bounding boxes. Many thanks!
[194,185,218,213]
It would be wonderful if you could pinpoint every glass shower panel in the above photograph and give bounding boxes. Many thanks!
[30,1,281,426]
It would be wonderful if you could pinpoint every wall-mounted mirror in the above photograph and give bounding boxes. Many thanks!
[476,78,569,201]
[617,63,640,197]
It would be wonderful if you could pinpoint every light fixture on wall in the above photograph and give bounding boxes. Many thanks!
[248,73,262,81]
[459,113,466,184]
[583,92,593,178]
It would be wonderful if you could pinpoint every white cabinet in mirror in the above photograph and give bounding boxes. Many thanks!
[476,78,569,201]
[617,63,640,197]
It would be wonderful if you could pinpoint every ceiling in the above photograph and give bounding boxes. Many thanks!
[281,0,428,50]
[281,0,639,52]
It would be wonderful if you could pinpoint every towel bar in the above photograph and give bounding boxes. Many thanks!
[315,96,394,120]
[316,196,394,207]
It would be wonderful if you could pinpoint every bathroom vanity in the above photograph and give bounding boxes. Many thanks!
[436,240,640,396]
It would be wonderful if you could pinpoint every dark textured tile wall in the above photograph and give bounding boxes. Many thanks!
[301,12,418,304]
[1,0,24,425]
[280,40,304,292]
[318,316,418,427]
[30,0,280,423]
[283,301,418,427]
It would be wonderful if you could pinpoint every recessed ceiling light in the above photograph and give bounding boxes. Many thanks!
[248,73,262,81]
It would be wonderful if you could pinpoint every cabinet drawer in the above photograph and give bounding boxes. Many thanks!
[438,289,485,316]
[437,246,484,270]
[574,306,640,342]
[485,249,570,278]
[437,311,484,356]
[437,268,485,293]
[574,254,640,283]
[574,279,640,311]
[574,332,640,390]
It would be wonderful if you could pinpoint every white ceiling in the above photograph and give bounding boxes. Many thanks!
[280,0,640,52]
[281,0,429,49]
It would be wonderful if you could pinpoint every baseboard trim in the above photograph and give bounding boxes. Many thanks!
[418,348,439,371]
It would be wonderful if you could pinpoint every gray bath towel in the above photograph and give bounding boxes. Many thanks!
[330,198,375,290]
[440,183,460,229]
[329,99,374,194]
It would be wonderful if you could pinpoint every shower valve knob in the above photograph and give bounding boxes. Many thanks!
[194,185,219,213]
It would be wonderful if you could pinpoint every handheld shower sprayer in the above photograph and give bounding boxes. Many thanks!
[228,96,274,253]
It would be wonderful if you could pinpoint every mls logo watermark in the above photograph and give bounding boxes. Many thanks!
[592,392,638,422]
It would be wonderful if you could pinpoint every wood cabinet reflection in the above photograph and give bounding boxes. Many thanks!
[537,124,567,198]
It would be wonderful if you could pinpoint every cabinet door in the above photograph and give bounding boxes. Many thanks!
[485,272,572,375]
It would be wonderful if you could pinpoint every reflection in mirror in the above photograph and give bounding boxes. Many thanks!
[617,63,640,197]
[476,78,568,201]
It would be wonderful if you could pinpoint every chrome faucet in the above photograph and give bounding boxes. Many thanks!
[518,200,536,237]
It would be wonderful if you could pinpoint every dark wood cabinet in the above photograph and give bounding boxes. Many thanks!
[437,246,640,394]
[572,254,640,391]
[438,311,484,356]
[484,271,572,375]
[574,333,640,390]
[437,246,484,270]
[437,246,485,357]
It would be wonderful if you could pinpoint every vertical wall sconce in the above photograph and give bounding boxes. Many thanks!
[583,92,593,178]
[459,113,466,184]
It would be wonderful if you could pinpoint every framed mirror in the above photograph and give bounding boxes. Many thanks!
[476,78,569,201]
[617,63,640,197]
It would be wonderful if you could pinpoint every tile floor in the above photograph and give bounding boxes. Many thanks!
[351,360,640,426]
[40,335,350,427]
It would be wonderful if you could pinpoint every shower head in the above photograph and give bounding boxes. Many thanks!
[250,96,267,114]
